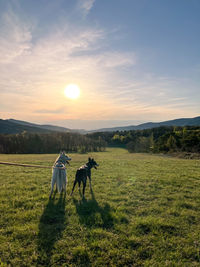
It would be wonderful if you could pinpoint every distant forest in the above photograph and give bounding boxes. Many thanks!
[0,126,199,154]
[0,132,106,154]
[87,126,200,154]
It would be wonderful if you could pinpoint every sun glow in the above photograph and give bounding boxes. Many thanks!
[64,84,80,99]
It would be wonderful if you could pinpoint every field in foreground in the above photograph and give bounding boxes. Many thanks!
[0,148,200,267]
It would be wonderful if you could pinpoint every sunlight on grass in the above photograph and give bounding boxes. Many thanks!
[0,148,200,266]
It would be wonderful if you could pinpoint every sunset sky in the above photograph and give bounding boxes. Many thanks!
[0,0,199,129]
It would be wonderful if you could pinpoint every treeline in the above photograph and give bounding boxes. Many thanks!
[1,126,199,154]
[0,132,106,154]
[87,126,200,153]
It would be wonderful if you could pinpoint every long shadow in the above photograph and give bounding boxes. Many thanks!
[73,189,114,229]
[37,192,66,266]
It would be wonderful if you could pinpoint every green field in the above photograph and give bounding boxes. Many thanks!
[0,148,200,266]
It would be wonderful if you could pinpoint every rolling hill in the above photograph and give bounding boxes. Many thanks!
[0,116,200,134]
[90,116,200,132]
[0,119,71,134]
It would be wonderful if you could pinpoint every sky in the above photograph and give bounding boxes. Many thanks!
[0,0,199,130]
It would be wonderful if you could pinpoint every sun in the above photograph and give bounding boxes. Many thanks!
[64,84,80,99]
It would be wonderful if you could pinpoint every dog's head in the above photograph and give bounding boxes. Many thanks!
[88,157,99,169]
[59,151,71,164]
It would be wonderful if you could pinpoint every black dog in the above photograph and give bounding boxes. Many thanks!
[71,158,99,196]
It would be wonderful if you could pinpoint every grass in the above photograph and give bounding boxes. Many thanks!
[0,148,200,266]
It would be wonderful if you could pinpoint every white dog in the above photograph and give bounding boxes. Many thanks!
[49,151,71,198]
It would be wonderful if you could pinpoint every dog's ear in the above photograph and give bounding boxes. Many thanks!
[88,157,91,161]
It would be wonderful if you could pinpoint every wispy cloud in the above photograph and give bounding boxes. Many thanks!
[77,0,95,15]
[0,9,32,64]
[35,107,67,114]
[96,51,136,68]
[0,1,199,127]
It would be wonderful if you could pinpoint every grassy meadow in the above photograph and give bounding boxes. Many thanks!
[0,148,200,266]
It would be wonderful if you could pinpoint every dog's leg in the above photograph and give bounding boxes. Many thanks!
[78,181,81,191]
[60,169,66,193]
[88,174,92,190]
[49,171,56,199]
[83,182,86,196]
[63,172,67,193]
[49,188,53,199]
[70,180,77,196]
[82,177,87,196]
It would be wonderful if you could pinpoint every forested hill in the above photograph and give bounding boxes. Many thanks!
[90,116,200,132]
[0,119,72,134]
[0,116,200,134]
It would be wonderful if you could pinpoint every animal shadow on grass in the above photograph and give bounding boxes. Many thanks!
[73,189,114,229]
[37,192,66,266]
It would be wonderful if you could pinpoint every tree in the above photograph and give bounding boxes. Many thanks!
[166,135,177,151]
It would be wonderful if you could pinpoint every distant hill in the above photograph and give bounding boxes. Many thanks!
[8,119,72,132]
[89,116,200,132]
[0,116,200,134]
[0,119,71,134]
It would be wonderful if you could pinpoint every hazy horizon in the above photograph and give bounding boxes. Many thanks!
[3,115,200,131]
[0,0,200,129]
[34,119,146,130]
[40,116,200,130]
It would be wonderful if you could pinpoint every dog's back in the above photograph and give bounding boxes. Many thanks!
[75,165,88,183]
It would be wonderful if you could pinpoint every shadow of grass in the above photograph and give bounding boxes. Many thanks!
[73,189,114,229]
[37,192,66,266]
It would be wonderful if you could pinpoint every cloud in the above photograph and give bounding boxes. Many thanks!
[0,5,136,107]
[0,9,32,64]
[35,107,67,114]
[0,14,106,96]
[78,0,95,15]
[96,51,136,68]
